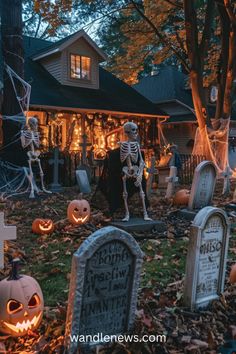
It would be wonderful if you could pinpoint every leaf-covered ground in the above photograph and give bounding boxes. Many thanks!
[0,185,236,353]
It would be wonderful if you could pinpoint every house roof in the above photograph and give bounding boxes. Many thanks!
[31,30,107,62]
[133,66,193,107]
[23,35,166,117]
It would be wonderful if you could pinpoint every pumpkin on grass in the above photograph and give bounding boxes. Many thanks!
[32,218,54,235]
[173,189,190,206]
[67,194,90,225]
[0,259,44,336]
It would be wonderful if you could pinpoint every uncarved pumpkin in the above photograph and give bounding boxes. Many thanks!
[173,189,190,206]
[32,219,54,235]
[0,259,44,336]
[229,264,236,284]
[67,195,90,225]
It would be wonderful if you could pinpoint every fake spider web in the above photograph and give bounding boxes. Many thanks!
[192,118,231,174]
[0,66,32,199]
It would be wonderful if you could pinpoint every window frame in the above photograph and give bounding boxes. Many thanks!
[70,53,91,81]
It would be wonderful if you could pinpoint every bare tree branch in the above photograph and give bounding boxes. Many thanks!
[199,0,215,68]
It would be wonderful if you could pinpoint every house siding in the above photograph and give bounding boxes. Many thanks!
[40,53,62,82]
[61,37,99,89]
[162,123,197,154]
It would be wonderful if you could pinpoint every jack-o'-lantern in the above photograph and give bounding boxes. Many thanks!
[173,189,190,206]
[67,194,90,225]
[32,218,54,235]
[0,259,44,336]
[230,264,236,284]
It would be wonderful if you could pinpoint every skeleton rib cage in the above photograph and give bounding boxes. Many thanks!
[120,142,139,164]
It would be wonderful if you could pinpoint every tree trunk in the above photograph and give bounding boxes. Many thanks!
[1,0,27,165]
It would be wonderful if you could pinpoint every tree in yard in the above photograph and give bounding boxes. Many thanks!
[1,0,28,165]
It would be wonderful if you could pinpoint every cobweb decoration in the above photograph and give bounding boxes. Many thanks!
[5,64,31,114]
[192,118,230,173]
[0,161,30,200]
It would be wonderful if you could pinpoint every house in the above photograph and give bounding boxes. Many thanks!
[8,30,167,166]
[133,66,236,154]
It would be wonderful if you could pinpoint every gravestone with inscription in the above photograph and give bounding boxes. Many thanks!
[179,161,217,220]
[184,207,229,310]
[65,226,144,353]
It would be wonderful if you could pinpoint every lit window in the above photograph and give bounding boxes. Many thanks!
[70,54,91,80]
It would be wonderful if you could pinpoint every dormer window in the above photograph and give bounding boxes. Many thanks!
[70,54,91,80]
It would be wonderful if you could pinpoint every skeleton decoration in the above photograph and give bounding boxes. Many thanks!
[21,117,51,198]
[120,122,151,221]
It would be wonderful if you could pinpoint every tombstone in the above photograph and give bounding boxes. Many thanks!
[0,213,17,269]
[75,169,91,194]
[157,155,172,189]
[179,161,217,220]
[221,165,233,196]
[65,226,143,353]
[184,207,229,310]
[146,156,158,196]
[165,166,178,199]
[49,147,64,192]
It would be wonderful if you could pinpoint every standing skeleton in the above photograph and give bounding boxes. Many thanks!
[21,117,51,198]
[120,122,151,221]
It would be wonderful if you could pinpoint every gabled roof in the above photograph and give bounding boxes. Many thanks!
[23,35,166,117]
[31,29,107,62]
[133,66,193,108]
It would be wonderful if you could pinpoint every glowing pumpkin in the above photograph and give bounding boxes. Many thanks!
[67,195,90,225]
[229,264,236,284]
[32,219,54,235]
[173,189,190,206]
[0,259,44,336]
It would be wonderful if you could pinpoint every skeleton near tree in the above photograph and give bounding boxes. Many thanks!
[120,122,151,222]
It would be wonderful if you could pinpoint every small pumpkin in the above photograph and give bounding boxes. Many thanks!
[229,264,236,284]
[173,189,190,206]
[67,194,90,225]
[0,259,44,336]
[32,219,54,235]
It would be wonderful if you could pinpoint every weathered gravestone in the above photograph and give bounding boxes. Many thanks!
[165,166,178,199]
[184,207,229,310]
[76,169,91,194]
[65,226,144,353]
[179,161,217,220]
[0,212,17,269]
[49,147,64,192]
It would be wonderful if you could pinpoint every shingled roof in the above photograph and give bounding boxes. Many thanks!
[23,35,166,117]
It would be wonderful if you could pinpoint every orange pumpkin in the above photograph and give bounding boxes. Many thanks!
[67,195,90,225]
[173,189,190,206]
[229,264,236,284]
[0,259,44,336]
[32,219,54,235]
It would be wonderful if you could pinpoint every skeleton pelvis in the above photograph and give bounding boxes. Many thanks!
[27,150,40,160]
[122,165,139,178]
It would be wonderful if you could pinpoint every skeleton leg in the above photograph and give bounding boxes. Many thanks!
[28,160,37,198]
[138,181,152,221]
[122,175,130,222]
[37,159,52,194]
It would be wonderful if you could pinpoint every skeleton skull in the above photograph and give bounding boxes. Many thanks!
[123,122,138,141]
[28,117,38,132]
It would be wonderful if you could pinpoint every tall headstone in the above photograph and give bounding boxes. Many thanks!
[165,166,178,199]
[49,147,64,192]
[0,213,17,269]
[65,226,143,353]
[75,170,91,194]
[188,161,217,210]
[184,207,229,310]
[221,165,232,196]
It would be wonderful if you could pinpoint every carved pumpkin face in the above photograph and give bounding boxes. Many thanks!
[173,189,190,206]
[32,219,54,235]
[0,275,44,336]
[67,198,90,225]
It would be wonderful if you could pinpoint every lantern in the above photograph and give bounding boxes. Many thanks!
[32,219,54,235]
[230,264,236,284]
[0,259,44,336]
[67,194,90,225]
[173,189,190,206]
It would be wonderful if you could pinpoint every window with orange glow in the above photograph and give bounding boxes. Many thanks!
[70,54,91,80]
